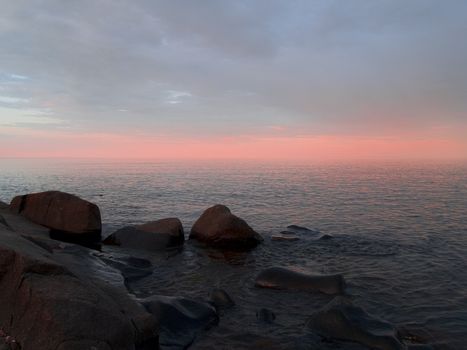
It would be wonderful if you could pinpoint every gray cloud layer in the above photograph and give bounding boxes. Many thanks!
[1,0,466,137]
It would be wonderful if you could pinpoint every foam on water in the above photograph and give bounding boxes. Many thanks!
[1,159,466,349]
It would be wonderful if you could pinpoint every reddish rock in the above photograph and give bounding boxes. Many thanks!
[189,205,262,250]
[10,191,101,242]
[0,220,158,350]
[104,218,184,251]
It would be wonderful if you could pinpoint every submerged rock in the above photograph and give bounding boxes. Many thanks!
[190,204,263,250]
[255,267,345,295]
[209,288,235,309]
[0,211,158,350]
[286,225,318,234]
[306,297,403,350]
[9,191,101,243]
[271,234,300,242]
[142,295,218,349]
[256,308,276,323]
[104,218,185,251]
[319,234,333,240]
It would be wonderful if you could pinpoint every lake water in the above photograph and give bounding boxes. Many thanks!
[1,159,466,349]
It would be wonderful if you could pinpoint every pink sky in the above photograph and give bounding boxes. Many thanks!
[2,127,466,161]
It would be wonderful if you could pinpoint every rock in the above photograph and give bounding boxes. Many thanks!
[256,308,276,323]
[142,295,218,349]
[255,267,345,295]
[306,297,404,350]
[209,288,235,309]
[286,225,317,233]
[280,230,297,235]
[0,200,8,209]
[190,205,262,250]
[0,215,11,230]
[319,234,333,240]
[0,212,158,350]
[271,235,300,242]
[10,191,101,244]
[104,218,184,251]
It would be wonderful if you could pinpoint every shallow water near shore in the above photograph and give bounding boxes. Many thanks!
[1,158,467,349]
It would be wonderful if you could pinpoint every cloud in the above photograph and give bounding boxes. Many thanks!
[0,0,466,144]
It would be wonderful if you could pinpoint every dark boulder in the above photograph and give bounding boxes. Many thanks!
[10,191,101,243]
[255,267,345,295]
[306,297,404,350]
[142,295,218,349]
[190,205,262,250]
[104,218,184,251]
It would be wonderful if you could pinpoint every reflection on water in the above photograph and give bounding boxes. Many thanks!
[1,159,466,349]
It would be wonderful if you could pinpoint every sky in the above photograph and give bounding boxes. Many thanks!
[0,0,466,160]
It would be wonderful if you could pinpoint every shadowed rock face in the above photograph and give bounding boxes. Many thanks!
[255,267,346,295]
[142,295,218,350]
[104,218,184,251]
[306,297,404,350]
[190,204,262,250]
[0,210,158,350]
[10,191,101,243]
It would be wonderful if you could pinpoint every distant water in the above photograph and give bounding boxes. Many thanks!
[1,158,467,349]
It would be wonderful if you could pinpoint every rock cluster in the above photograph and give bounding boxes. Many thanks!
[0,191,433,349]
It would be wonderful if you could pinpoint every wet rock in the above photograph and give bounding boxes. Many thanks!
[9,191,101,244]
[319,234,333,240]
[0,215,11,230]
[0,213,158,350]
[256,308,276,323]
[255,267,345,295]
[286,225,318,234]
[190,204,263,250]
[142,295,218,350]
[104,218,184,251]
[306,297,403,350]
[98,253,154,284]
[271,234,300,242]
[0,200,8,209]
[280,230,297,235]
[209,288,235,309]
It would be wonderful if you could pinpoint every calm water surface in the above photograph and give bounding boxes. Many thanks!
[1,159,466,349]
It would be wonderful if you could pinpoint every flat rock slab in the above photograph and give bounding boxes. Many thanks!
[286,225,320,234]
[271,234,300,242]
[142,295,219,350]
[255,267,345,295]
[306,297,404,350]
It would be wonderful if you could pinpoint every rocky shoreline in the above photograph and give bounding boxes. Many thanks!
[0,191,434,349]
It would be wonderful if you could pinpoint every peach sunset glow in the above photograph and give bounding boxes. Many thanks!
[1,126,466,160]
